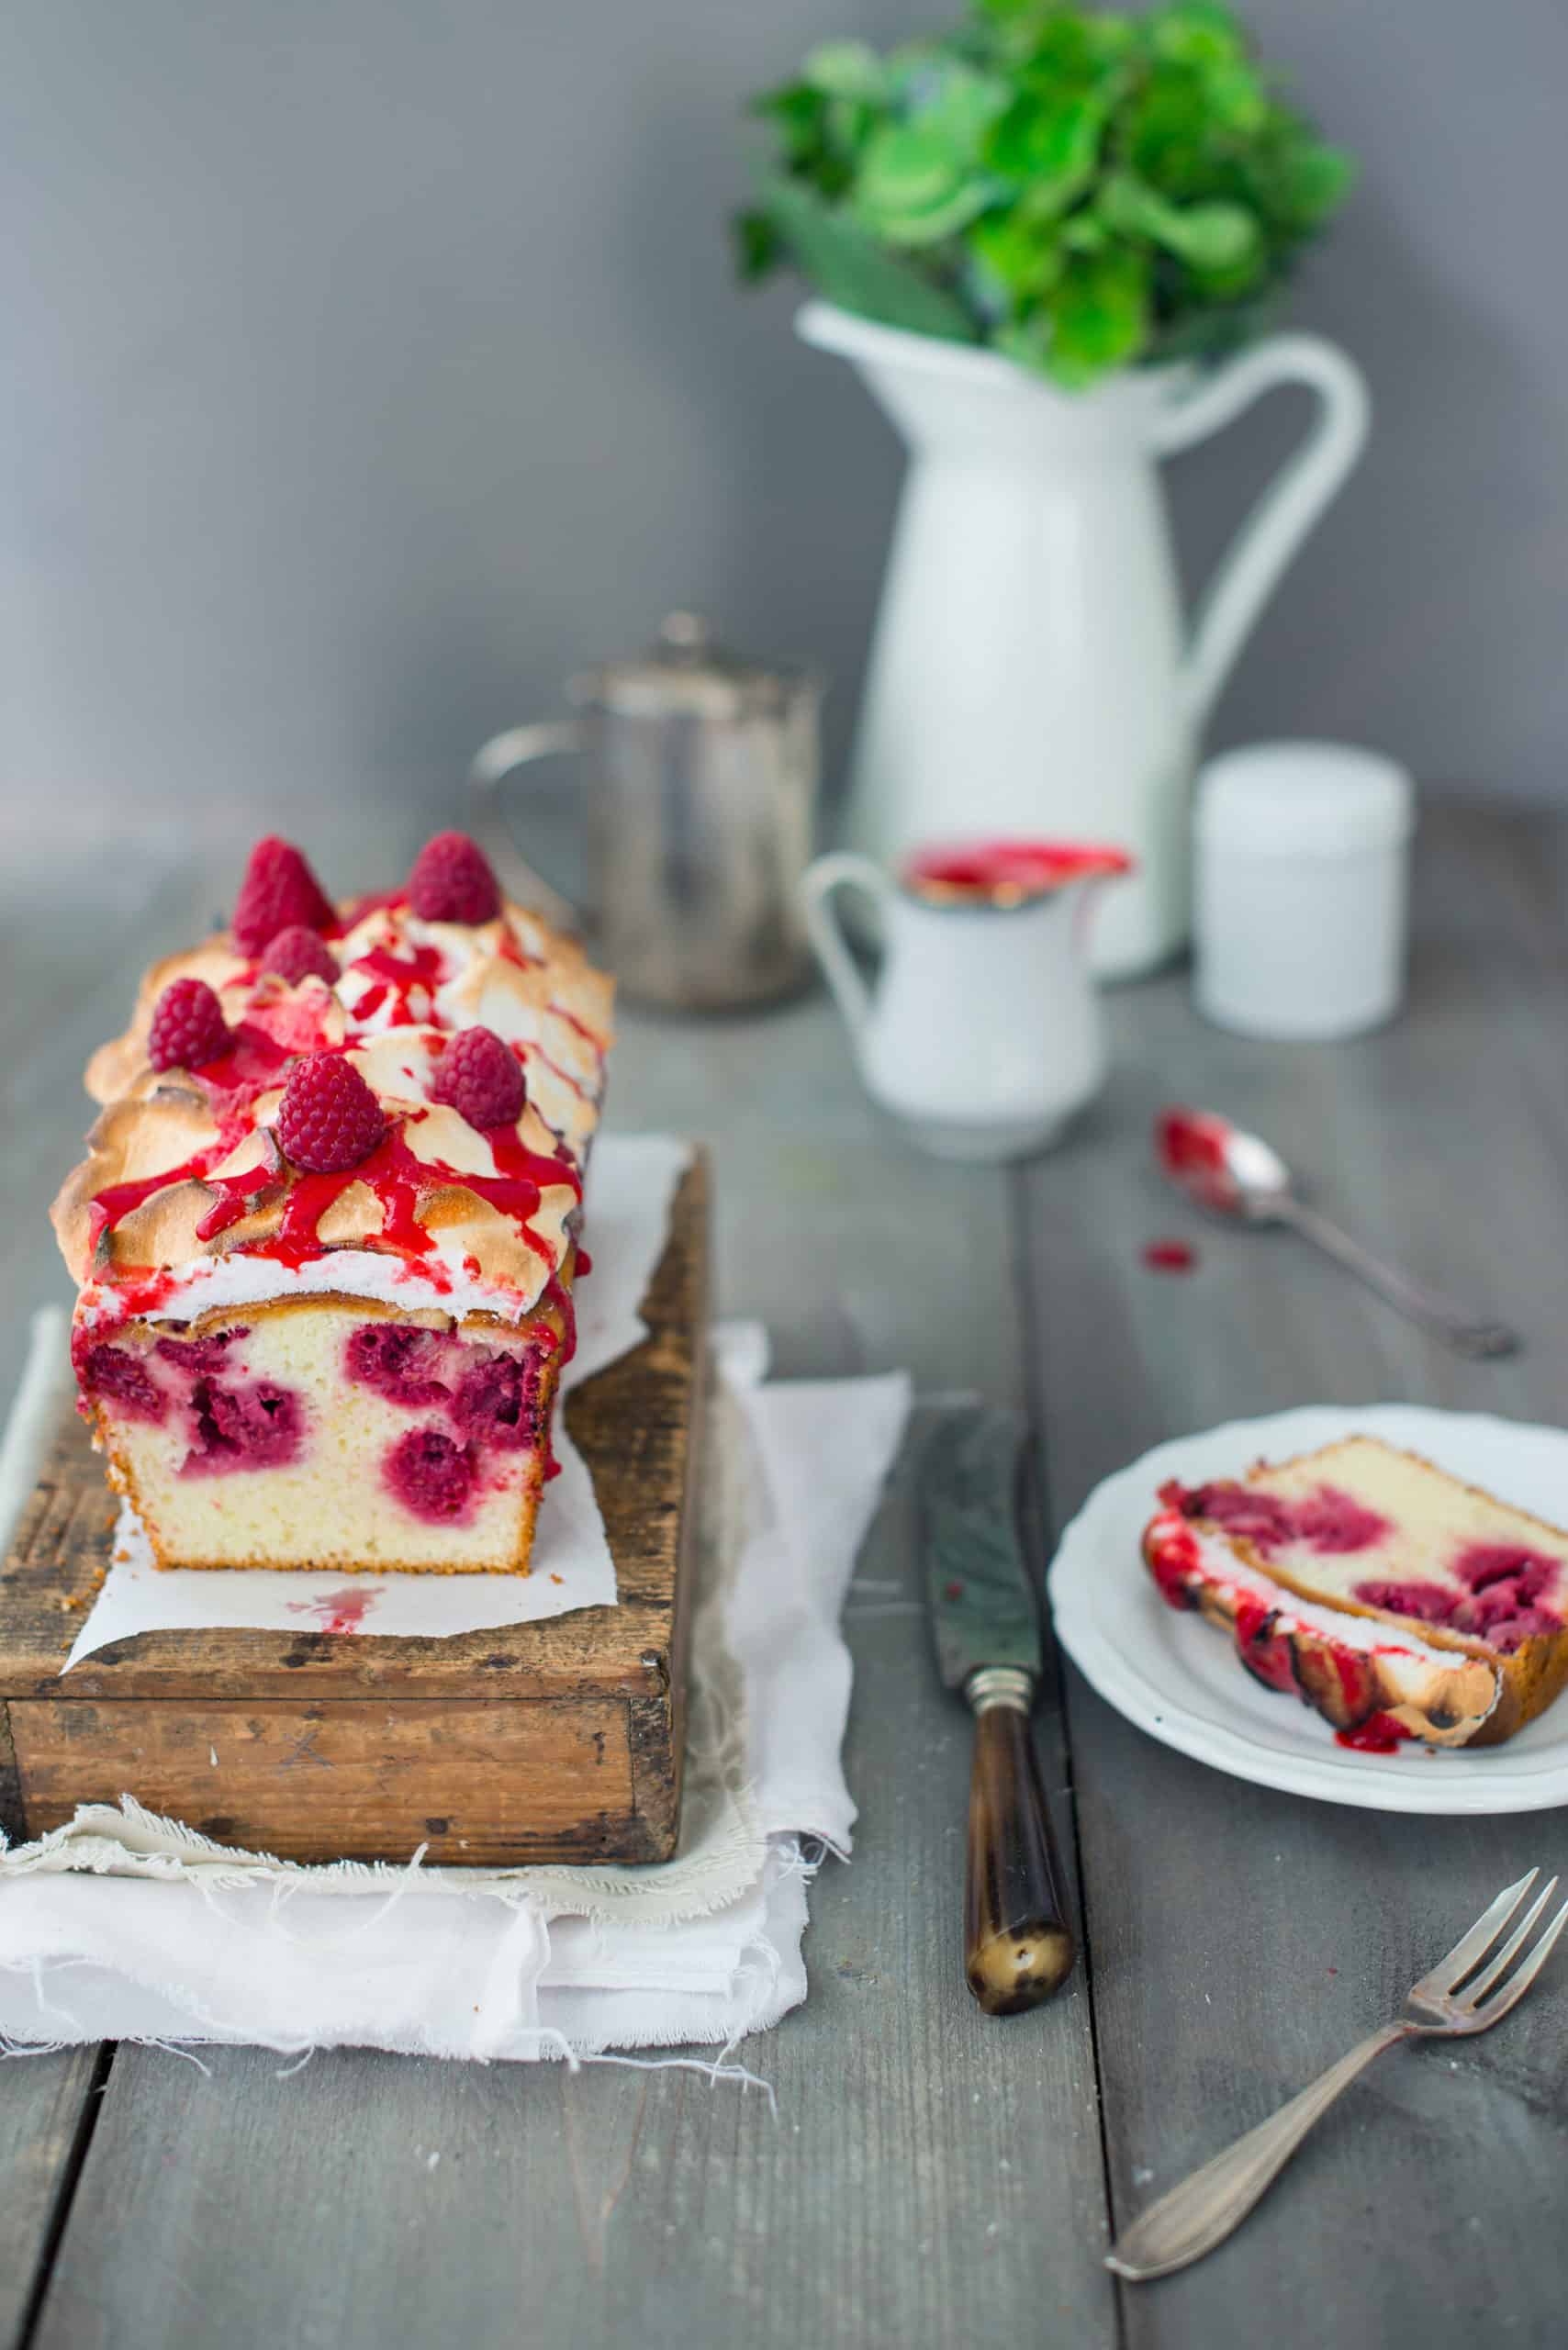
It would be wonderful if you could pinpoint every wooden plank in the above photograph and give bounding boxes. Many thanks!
[0,845,215,2349]
[14,1695,634,1865]
[28,990,1116,2350]
[0,2048,103,2350]
[1022,800,1568,2348]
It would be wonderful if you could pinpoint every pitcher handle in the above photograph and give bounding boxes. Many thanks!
[801,853,891,1039]
[1152,334,1371,734]
[468,722,587,933]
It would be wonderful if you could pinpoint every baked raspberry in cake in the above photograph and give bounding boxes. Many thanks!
[1143,1436,1568,1749]
[50,834,613,1574]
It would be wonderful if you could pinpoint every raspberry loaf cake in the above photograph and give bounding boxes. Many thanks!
[1143,1436,1568,1750]
[50,832,613,1574]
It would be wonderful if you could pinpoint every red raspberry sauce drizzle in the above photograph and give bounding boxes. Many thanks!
[1335,1713,1409,1754]
[87,1150,213,1257]
[87,1024,297,1255]
[343,941,445,1025]
[243,1124,581,1273]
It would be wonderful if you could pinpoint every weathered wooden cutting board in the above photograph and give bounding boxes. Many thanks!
[0,1155,707,1867]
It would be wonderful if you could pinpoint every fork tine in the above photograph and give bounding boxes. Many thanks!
[1424,1869,1538,1993]
[1470,1897,1568,2025]
[1461,1877,1559,2006]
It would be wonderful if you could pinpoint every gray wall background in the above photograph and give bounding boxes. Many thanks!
[2,0,1565,865]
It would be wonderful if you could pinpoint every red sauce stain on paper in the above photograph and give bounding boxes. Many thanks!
[286,1583,381,1634]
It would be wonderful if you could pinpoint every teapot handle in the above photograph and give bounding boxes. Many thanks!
[802,853,891,1039]
[1152,335,1371,734]
[468,722,587,933]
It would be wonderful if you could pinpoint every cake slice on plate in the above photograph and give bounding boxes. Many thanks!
[50,831,613,1575]
[1142,1435,1568,1749]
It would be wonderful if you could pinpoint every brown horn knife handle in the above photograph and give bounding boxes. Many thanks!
[964,1666,1076,2014]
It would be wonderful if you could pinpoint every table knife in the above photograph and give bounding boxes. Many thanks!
[919,1406,1076,2015]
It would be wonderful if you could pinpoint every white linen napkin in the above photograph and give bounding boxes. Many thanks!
[0,1317,911,2064]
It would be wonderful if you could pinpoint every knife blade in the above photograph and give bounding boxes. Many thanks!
[918,1405,1076,2014]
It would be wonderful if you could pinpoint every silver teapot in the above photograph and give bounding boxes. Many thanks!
[469,614,823,1012]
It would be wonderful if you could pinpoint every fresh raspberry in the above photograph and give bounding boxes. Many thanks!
[155,1327,249,1376]
[385,1427,476,1521]
[231,836,335,954]
[452,1351,534,1451]
[83,1343,166,1424]
[184,1377,303,1473]
[149,977,232,1072]
[344,1324,450,1409]
[407,831,500,924]
[429,1025,525,1130]
[275,1052,387,1173]
[261,924,340,986]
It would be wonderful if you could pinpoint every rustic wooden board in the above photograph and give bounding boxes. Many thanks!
[0,1154,708,1866]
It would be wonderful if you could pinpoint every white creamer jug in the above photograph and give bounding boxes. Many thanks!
[803,840,1128,1162]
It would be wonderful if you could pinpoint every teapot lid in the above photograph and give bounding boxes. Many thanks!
[570,612,812,721]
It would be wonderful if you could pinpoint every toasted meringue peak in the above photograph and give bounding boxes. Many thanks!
[54,888,612,1323]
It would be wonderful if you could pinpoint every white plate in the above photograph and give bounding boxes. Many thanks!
[1047,1404,1568,1816]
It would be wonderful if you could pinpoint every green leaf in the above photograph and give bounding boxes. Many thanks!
[802,40,886,104]
[756,177,979,342]
[1148,5,1244,68]
[1101,173,1258,271]
[1040,243,1151,386]
[1059,212,1110,255]
[748,83,830,173]
[733,207,782,283]
[857,123,964,216]
[1279,140,1357,226]
[1199,61,1268,137]
[985,93,1104,215]
[853,120,998,249]
[966,209,1063,310]
[921,59,1012,153]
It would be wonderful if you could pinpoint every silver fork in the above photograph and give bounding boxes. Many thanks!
[1107,1869,1568,2282]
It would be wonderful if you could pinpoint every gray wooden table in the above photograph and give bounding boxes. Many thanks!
[3,801,1566,2350]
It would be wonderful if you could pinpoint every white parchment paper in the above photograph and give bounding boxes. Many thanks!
[61,1133,693,1672]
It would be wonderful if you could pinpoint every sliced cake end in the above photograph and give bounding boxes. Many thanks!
[1143,1436,1568,1750]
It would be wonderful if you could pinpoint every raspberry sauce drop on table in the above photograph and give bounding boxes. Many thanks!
[1142,1238,1198,1273]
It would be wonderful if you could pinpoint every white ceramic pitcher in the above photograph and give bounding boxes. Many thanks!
[803,841,1127,1162]
[798,302,1370,981]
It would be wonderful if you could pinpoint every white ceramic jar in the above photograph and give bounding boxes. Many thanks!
[1193,742,1415,1040]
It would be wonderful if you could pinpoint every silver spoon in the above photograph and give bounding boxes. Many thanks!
[1155,1107,1519,1361]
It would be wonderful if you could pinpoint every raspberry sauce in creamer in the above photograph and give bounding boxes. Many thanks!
[903,838,1131,905]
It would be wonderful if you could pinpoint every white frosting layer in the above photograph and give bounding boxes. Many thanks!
[77,1245,529,1334]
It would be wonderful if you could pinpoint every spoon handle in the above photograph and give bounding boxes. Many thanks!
[1276,1199,1519,1360]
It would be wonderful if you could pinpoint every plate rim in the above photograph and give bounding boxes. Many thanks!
[1047,1402,1568,1817]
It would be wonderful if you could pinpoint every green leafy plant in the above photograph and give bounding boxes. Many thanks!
[735,1,1354,389]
